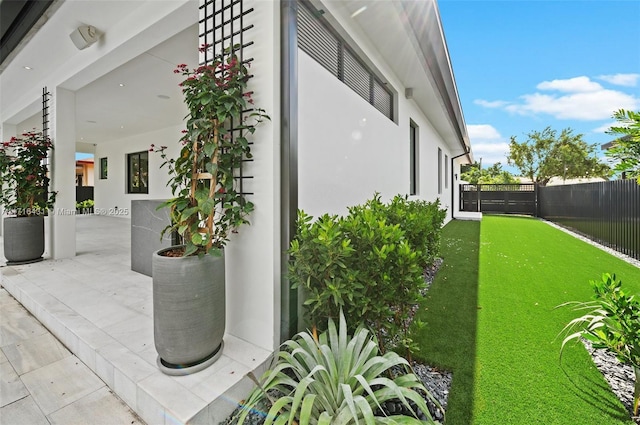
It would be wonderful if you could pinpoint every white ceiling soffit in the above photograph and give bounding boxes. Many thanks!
[15,24,198,145]
[1,0,148,122]
[4,1,198,146]
[74,25,198,144]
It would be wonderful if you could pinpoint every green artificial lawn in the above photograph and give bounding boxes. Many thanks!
[413,215,640,425]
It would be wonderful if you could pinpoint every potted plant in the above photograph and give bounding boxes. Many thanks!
[0,131,56,264]
[150,44,268,375]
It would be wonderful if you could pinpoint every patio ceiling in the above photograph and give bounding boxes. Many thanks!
[1,1,198,151]
[12,25,197,148]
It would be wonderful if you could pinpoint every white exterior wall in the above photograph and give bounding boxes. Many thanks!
[217,0,281,351]
[93,125,182,217]
[298,54,455,219]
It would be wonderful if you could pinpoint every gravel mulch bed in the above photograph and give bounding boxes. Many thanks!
[583,340,639,424]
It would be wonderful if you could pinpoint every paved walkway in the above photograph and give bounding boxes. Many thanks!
[0,288,145,425]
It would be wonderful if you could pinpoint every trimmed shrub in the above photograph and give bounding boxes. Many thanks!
[288,211,359,328]
[289,194,446,355]
[367,194,447,268]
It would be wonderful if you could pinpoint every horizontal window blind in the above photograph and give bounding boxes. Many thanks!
[297,1,394,120]
[342,47,370,102]
[372,79,392,119]
[297,3,340,77]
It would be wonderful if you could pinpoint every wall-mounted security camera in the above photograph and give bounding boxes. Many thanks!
[70,25,100,50]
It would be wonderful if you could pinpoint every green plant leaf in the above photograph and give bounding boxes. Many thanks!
[237,310,438,424]
[191,233,203,245]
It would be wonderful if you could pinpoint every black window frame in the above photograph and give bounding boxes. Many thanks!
[126,151,149,194]
[437,148,443,195]
[410,120,419,195]
[445,154,449,189]
[100,157,108,180]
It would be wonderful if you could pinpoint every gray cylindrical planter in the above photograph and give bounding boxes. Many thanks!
[152,247,225,375]
[3,216,45,264]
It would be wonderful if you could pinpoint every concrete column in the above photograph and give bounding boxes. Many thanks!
[0,123,18,237]
[50,87,76,259]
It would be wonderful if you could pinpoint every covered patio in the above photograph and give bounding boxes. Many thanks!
[0,214,271,424]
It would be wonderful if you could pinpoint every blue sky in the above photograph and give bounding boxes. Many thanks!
[438,0,640,172]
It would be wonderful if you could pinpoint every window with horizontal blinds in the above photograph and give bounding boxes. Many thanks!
[297,0,394,120]
[343,48,370,102]
[373,79,392,119]
[297,2,340,77]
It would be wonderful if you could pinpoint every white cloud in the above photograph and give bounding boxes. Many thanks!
[474,99,509,108]
[477,76,640,121]
[537,76,602,93]
[466,124,509,165]
[525,76,636,119]
[471,142,511,165]
[592,121,617,134]
[505,89,638,120]
[468,124,501,140]
[597,73,640,87]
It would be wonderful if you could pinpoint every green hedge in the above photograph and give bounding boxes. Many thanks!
[289,193,446,354]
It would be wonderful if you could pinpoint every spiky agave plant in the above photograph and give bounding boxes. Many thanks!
[237,310,442,424]
[558,273,640,416]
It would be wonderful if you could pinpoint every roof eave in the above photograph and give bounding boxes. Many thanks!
[400,0,470,157]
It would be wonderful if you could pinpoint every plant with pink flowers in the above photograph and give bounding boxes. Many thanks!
[0,131,56,217]
[153,44,269,257]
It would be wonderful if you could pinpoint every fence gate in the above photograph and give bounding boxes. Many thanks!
[460,184,537,215]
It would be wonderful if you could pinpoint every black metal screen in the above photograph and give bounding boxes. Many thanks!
[42,87,51,201]
[460,184,537,215]
[538,180,640,261]
[199,0,255,196]
[42,87,50,137]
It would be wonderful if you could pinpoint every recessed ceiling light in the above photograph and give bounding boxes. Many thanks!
[24,66,33,70]
[119,83,125,87]
[120,125,124,129]
[157,94,170,100]
[351,6,367,18]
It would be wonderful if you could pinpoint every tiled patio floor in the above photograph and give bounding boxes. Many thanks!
[0,215,272,425]
[0,288,145,424]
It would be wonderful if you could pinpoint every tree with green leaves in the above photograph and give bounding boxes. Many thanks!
[507,127,610,186]
[460,161,518,184]
[605,109,640,183]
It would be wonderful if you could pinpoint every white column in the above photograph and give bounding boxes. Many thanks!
[0,123,18,237]
[50,87,76,259]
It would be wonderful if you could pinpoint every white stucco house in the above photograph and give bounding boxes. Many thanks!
[1,0,472,421]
